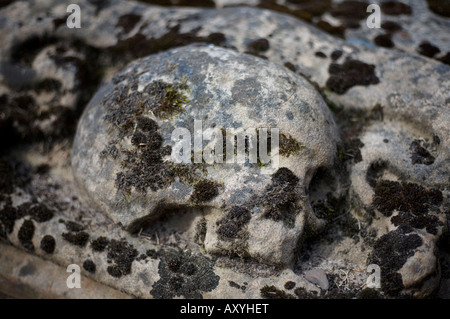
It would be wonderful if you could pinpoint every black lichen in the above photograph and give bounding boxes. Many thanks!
[15,203,54,224]
[150,249,220,299]
[83,259,97,273]
[99,144,119,159]
[0,158,17,195]
[315,20,345,38]
[194,217,207,245]
[338,138,364,163]
[373,180,443,217]
[91,236,110,252]
[0,0,15,9]
[103,79,188,131]
[60,219,85,232]
[356,288,383,299]
[374,34,394,48]
[293,287,315,298]
[190,180,220,203]
[284,281,296,290]
[331,50,343,61]
[216,206,251,240]
[417,41,441,58]
[40,235,56,254]
[293,286,354,299]
[4,37,105,147]
[410,139,435,165]
[315,51,327,59]
[136,0,215,7]
[279,134,304,157]
[258,0,332,26]
[368,226,422,296]
[228,281,246,291]
[106,239,138,278]
[260,285,295,299]
[35,164,50,175]
[380,1,412,15]
[116,13,141,34]
[142,80,190,119]
[18,219,35,251]
[391,211,442,235]
[426,0,450,17]
[10,35,58,67]
[381,21,402,32]
[87,0,111,14]
[110,25,226,60]
[247,38,270,53]
[0,159,32,200]
[326,59,380,94]
[366,160,388,188]
[262,168,300,227]
[0,202,17,239]
[312,193,345,222]
[146,249,159,259]
[439,52,450,66]
[329,0,369,29]
[62,231,90,247]
[103,78,203,197]
[283,62,297,72]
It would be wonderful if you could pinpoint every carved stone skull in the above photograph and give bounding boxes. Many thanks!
[72,45,339,266]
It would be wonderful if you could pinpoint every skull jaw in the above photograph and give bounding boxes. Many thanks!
[203,203,324,267]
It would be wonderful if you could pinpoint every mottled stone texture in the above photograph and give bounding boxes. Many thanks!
[0,0,449,299]
[72,45,339,267]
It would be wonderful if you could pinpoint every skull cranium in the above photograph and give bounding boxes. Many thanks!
[72,45,339,266]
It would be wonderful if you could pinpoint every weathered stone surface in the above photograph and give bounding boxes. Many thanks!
[72,45,339,267]
[348,116,448,297]
[0,242,131,299]
[216,0,450,65]
[0,0,449,299]
[0,163,320,298]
